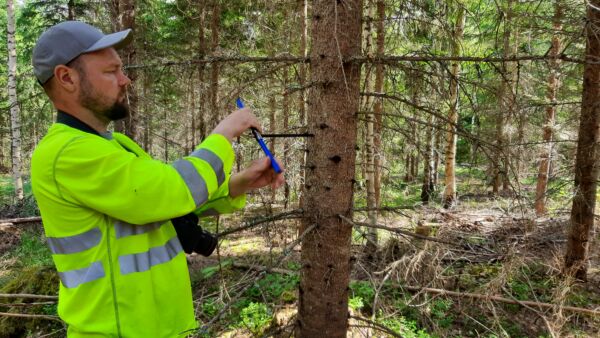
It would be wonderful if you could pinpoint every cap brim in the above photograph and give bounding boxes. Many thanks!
[84,29,133,53]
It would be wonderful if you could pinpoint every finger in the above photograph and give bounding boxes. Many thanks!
[272,172,285,189]
[249,157,271,175]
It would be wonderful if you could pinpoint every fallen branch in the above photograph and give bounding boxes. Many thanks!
[0,293,58,300]
[354,205,415,214]
[401,286,600,317]
[212,261,600,318]
[0,311,62,322]
[349,315,403,338]
[0,216,41,225]
[216,209,303,238]
[200,224,317,332]
[338,214,456,246]
[0,302,56,307]
[203,258,296,276]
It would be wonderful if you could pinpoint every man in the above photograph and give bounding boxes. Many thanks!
[30,21,284,337]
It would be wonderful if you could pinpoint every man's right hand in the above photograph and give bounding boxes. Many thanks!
[211,107,261,142]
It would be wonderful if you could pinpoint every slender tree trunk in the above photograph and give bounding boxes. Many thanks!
[163,109,169,161]
[422,115,435,204]
[296,1,362,337]
[111,0,138,140]
[433,116,441,186]
[68,0,75,20]
[373,0,385,208]
[405,153,412,182]
[364,0,378,257]
[269,96,277,204]
[283,68,291,209]
[209,0,221,130]
[564,0,600,281]
[142,71,151,152]
[535,0,563,216]
[298,0,308,210]
[493,0,515,194]
[442,6,465,209]
[197,0,208,142]
[6,0,23,201]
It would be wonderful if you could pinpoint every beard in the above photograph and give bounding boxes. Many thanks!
[79,78,129,122]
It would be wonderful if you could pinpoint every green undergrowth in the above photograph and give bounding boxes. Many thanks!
[0,266,60,337]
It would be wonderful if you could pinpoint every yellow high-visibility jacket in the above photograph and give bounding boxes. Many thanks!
[31,111,245,337]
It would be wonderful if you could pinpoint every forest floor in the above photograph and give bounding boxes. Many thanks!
[181,196,600,338]
[1,193,600,337]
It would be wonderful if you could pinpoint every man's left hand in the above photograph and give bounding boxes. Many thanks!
[229,157,285,198]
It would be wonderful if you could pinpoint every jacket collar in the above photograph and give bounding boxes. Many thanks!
[56,110,113,140]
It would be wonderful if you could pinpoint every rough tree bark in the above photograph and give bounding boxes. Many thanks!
[493,0,515,194]
[298,0,308,210]
[535,0,563,216]
[564,0,600,281]
[296,0,362,337]
[6,0,24,201]
[442,6,465,209]
[373,0,384,208]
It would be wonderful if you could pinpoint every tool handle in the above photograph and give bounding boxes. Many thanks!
[236,98,282,174]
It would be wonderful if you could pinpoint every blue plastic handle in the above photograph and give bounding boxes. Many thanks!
[236,98,282,174]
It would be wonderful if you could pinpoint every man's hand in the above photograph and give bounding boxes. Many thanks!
[229,157,285,198]
[212,107,261,142]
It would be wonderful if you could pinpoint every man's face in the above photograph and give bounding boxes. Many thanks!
[74,48,131,122]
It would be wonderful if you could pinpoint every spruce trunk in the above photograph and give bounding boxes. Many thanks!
[296,1,362,336]
[564,0,600,280]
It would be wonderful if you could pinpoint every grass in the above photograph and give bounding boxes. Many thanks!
[9,230,53,268]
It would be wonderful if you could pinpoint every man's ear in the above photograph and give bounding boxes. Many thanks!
[54,65,79,93]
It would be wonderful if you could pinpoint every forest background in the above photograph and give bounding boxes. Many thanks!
[1,0,600,337]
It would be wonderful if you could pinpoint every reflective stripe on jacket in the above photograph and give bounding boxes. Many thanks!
[31,117,245,337]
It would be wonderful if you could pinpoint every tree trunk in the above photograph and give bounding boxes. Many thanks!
[405,153,412,182]
[493,0,515,194]
[535,0,563,216]
[283,67,291,209]
[68,0,75,20]
[111,0,138,141]
[297,0,308,210]
[209,0,221,130]
[6,0,23,201]
[142,72,151,152]
[421,115,435,204]
[442,6,465,209]
[296,1,362,337]
[269,96,277,204]
[564,0,600,281]
[363,0,378,258]
[373,0,385,208]
[197,0,208,142]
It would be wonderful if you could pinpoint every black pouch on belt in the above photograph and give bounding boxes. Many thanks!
[171,212,218,256]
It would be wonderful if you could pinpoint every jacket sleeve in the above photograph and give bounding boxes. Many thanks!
[193,176,246,217]
[53,133,238,224]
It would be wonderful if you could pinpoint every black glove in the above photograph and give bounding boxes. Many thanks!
[171,212,218,257]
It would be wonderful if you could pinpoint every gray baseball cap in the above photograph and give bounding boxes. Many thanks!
[32,21,132,84]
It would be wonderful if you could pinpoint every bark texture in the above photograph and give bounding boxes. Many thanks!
[6,0,23,201]
[564,0,600,280]
[493,0,516,194]
[442,7,465,209]
[296,1,362,336]
[535,0,563,216]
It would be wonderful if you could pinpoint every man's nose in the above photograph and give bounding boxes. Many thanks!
[119,72,131,87]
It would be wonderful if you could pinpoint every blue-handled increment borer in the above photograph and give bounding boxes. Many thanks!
[236,98,282,174]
